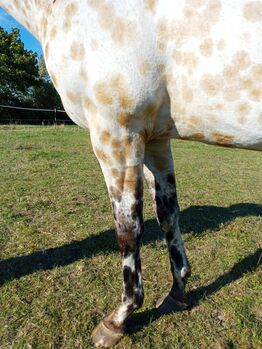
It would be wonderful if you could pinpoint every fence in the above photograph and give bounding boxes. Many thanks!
[0,104,74,125]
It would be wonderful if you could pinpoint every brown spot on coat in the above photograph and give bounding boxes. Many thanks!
[238,116,247,124]
[94,83,112,105]
[63,2,78,33]
[113,149,125,164]
[217,39,225,51]
[70,41,85,60]
[144,103,159,118]
[50,26,57,40]
[236,103,250,115]
[243,1,262,22]
[63,18,71,33]
[190,116,201,126]
[100,130,111,144]
[111,19,136,46]
[233,51,251,70]
[119,94,133,110]
[223,66,239,82]
[39,16,47,38]
[223,86,240,102]
[200,74,223,96]
[240,77,253,90]
[212,132,234,145]
[199,38,213,57]
[251,64,262,81]
[66,90,77,103]
[111,168,120,178]
[111,138,121,149]
[144,0,158,13]
[158,64,165,75]
[109,185,122,202]
[186,0,206,8]
[65,2,78,17]
[88,0,136,46]
[189,133,205,140]
[83,97,97,113]
[110,75,134,110]
[124,165,140,192]
[94,147,112,165]
[249,88,262,101]
[182,86,194,102]
[45,43,49,59]
[139,62,150,76]
[117,113,129,128]
[79,66,88,81]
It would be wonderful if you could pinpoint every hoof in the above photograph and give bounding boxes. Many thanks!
[91,321,124,348]
[156,293,188,315]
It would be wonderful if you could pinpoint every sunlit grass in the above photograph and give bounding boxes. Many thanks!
[0,125,261,348]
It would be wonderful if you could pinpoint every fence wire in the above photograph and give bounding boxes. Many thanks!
[0,104,73,125]
[0,104,66,112]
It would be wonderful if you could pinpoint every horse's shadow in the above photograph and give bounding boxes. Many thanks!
[180,203,262,235]
[0,202,261,332]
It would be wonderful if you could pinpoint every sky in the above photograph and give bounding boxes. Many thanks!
[0,8,43,56]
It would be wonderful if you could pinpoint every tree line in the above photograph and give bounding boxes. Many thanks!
[0,27,73,125]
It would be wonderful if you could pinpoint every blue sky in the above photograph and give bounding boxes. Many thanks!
[0,8,43,56]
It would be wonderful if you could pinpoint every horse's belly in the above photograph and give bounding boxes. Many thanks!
[165,1,262,149]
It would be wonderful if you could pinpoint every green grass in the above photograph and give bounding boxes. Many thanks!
[0,125,261,349]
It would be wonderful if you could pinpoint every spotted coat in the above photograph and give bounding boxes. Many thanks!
[1,0,261,347]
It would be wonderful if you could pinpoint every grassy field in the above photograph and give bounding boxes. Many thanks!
[0,125,261,349]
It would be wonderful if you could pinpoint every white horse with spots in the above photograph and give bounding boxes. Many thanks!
[1,0,261,347]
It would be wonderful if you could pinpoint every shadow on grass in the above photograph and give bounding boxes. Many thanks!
[126,248,262,334]
[180,203,262,235]
[0,203,261,287]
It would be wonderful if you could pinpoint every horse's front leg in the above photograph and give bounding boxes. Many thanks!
[90,129,145,347]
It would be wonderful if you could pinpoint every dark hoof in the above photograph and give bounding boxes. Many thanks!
[91,321,124,348]
[156,293,188,315]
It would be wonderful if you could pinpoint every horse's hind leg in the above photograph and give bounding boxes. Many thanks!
[144,138,191,313]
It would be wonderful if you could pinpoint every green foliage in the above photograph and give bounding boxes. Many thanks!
[0,27,63,111]
[30,79,63,109]
[0,27,65,123]
[38,54,49,81]
[0,27,38,105]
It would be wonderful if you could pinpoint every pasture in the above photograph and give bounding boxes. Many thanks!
[0,125,261,348]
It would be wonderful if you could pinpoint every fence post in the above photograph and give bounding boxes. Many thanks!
[54,108,57,125]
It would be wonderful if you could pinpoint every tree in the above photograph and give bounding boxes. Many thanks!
[38,54,49,80]
[0,27,70,124]
[0,27,39,105]
[30,55,63,110]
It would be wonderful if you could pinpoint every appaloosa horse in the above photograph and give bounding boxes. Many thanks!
[1,0,261,346]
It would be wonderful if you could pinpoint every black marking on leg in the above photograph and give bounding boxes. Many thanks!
[123,263,144,308]
[170,245,184,270]
[166,173,176,185]
[134,291,144,308]
[134,178,143,201]
[155,181,161,191]
[123,266,135,298]
[162,195,168,207]
[166,230,173,242]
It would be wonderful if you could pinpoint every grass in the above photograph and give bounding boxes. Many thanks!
[0,125,261,349]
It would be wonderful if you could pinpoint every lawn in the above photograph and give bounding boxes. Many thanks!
[0,125,261,349]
